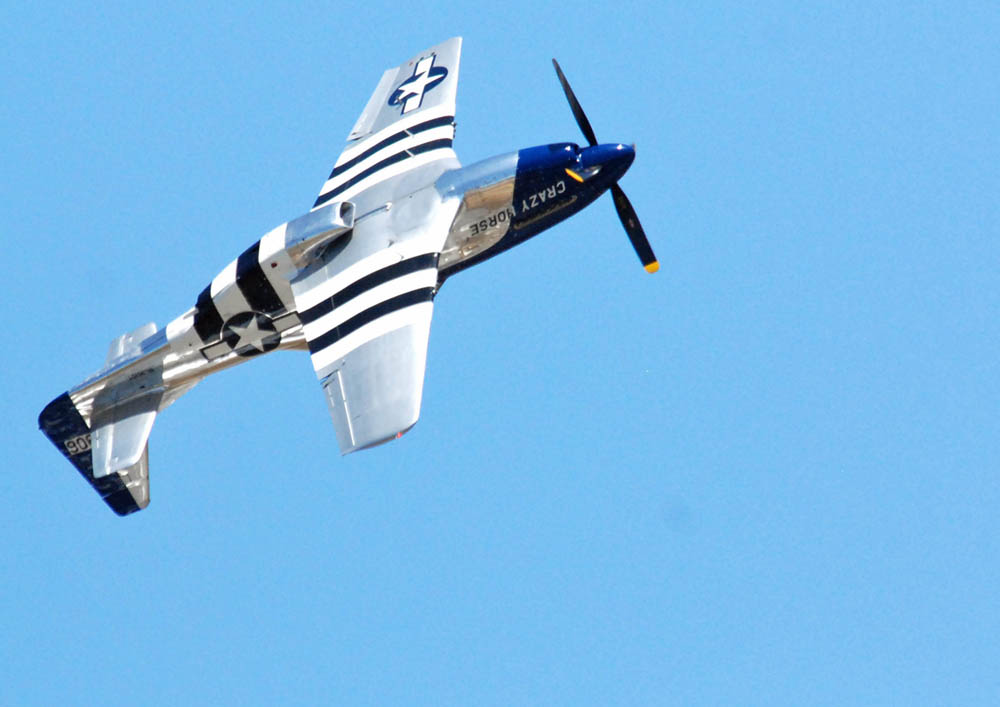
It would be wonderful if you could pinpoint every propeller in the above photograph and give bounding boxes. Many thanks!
[552,59,659,273]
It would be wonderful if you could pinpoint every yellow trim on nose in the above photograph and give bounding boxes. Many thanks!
[565,168,585,183]
[644,261,660,273]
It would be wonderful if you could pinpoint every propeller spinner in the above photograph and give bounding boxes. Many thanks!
[552,59,659,273]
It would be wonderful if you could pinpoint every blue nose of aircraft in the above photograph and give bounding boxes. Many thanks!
[580,143,635,184]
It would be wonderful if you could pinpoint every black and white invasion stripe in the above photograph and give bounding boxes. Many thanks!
[295,250,439,373]
[313,106,456,210]
[191,227,300,350]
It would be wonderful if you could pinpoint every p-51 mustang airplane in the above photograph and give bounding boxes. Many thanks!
[39,38,657,515]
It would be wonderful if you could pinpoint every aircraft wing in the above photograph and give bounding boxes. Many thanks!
[292,197,459,453]
[294,38,464,453]
[312,37,461,210]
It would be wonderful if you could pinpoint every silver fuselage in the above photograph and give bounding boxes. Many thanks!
[66,142,635,429]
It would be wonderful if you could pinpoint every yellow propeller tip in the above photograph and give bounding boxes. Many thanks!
[644,261,660,273]
[565,168,585,183]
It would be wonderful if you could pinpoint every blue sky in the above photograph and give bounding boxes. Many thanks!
[3,2,998,704]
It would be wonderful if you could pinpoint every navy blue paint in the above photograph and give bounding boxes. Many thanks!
[440,142,635,281]
[509,142,635,240]
[388,55,448,111]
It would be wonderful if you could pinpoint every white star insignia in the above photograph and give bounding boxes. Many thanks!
[228,317,267,352]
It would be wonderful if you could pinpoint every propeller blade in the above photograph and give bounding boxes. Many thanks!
[552,60,657,273]
[552,59,599,147]
[611,184,659,273]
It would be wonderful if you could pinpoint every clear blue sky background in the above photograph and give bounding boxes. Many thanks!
[3,2,998,704]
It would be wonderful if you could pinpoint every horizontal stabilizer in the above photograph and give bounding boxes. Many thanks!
[90,361,163,478]
[92,408,157,478]
[39,326,167,514]
[39,393,151,515]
